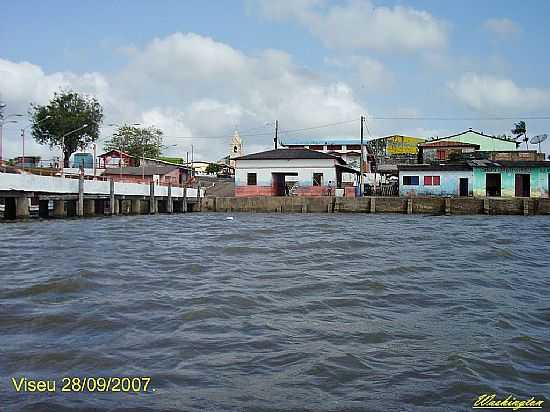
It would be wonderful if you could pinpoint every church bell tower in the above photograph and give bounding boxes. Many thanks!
[229,129,243,167]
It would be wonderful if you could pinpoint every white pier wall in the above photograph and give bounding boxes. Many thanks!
[0,173,200,198]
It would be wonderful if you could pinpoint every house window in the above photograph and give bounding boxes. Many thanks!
[247,173,257,186]
[327,145,342,150]
[424,176,441,186]
[310,145,324,150]
[436,149,446,160]
[346,144,361,150]
[313,173,323,186]
[403,176,419,185]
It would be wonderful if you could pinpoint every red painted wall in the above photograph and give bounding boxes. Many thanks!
[295,186,329,196]
[236,185,336,197]
[235,186,276,197]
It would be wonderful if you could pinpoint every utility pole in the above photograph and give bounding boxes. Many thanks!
[359,115,365,197]
[274,120,279,150]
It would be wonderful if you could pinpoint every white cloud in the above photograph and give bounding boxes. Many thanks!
[327,55,393,91]
[0,32,367,160]
[484,18,520,38]
[258,0,448,52]
[449,72,550,112]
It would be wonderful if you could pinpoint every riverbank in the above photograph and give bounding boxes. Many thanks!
[202,196,550,215]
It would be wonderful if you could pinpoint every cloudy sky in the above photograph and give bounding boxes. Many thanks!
[2,0,550,162]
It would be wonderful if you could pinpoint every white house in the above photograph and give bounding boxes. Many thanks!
[398,164,474,197]
[234,149,359,196]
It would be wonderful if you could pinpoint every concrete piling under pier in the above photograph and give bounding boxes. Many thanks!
[84,199,95,216]
[53,200,65,218]
[15,198,30,219]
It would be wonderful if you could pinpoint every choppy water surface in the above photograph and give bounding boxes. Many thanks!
[1,213,549,411]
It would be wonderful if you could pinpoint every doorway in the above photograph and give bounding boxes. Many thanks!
[459,178,469,196]
[486,173,501,197]
[272,173,298,196]
[515,174,530,197]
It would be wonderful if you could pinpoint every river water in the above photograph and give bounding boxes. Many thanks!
[1,213,549,411]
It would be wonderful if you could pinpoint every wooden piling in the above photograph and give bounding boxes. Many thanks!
[445,198,451,216]
[370,197,376,213]
[483,198,490,215]
[109,179,116,215]
[407,198,413,214]
[182,186,188,213]
[149,182,156,214]
[167,184,173,214]
[77,175,84,217]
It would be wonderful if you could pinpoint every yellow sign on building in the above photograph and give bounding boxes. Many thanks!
[384,135,425,155]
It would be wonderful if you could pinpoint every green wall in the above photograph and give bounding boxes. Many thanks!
[473,166,550,197]
[438,131,517,151]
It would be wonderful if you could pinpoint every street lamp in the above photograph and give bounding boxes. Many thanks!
[60,124,89,176]
[20,115,51,171]
[0,111,24,164]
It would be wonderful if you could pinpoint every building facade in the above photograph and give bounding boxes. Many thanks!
[234,149,358,197]
[103,166,184,185]
[418,141,479,163]
[399,164,473,197]
[472,160,550,198]
[427,129,518,152]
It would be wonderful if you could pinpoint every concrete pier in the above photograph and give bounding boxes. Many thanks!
[53,200,65,218]
[131,199,142,215]
[84,199,95,216]
[0,172,200,221]
[15,198,30,219]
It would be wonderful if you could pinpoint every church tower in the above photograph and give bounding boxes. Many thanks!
[229,129,243,167]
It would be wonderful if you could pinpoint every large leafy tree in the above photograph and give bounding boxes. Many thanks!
[30,90,103,167]
[511,121,528,148]
[104,125,164,160]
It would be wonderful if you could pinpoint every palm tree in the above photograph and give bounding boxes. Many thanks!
[511,121,528,149]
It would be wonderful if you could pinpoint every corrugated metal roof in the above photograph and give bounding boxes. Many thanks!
[420,141,479,148]
[468,160,550,168]
[103,166,179,176]
[282,138,363,146]
[234,149,346,164]
[398,163,472,171]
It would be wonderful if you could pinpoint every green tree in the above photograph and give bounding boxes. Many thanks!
[205,163,221,174]
[104,125,163,159]
[30,90,103,167]
[511,121,528,149]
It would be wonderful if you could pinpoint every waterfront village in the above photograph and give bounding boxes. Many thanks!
[1,123,550,219]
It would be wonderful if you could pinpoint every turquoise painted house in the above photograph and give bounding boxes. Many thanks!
[428,129,519,152]
[471,160,550,198]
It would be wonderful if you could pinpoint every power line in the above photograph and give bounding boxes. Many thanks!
[368,115,550,120]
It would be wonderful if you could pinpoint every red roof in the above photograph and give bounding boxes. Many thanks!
[419,141,479,148]
[98,149,135,158]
